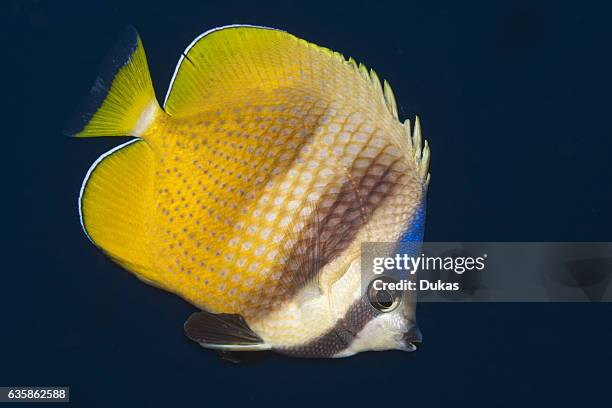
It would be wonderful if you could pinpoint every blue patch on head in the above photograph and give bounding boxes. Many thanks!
[392,198,427,277]
[399,198,426,243]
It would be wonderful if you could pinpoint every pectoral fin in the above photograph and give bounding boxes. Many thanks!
[184,311,271,351]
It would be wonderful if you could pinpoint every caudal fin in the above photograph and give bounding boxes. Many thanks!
[64,26,161,138]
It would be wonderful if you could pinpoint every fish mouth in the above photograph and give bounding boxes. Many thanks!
[402,323,423,351]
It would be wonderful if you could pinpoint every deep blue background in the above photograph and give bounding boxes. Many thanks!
[11,0,612,406]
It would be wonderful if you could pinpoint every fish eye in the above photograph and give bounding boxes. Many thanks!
[367,277,401,312]
[375,289,394,308]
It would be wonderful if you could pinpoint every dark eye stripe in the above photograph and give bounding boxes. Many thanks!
[276,299,377,358]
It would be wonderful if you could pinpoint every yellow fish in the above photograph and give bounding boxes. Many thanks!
[66,25,430,358]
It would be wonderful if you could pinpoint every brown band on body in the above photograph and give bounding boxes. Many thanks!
[245,143,409,318]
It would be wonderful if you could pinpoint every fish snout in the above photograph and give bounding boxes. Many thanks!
[402,322,422,351]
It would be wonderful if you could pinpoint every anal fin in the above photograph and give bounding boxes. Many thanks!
[184,311,271,351]
[79,139,163,288]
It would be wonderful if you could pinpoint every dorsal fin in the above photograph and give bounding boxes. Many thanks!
[162,25,399,119]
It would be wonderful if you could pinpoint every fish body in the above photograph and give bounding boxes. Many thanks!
[68,25,430,357]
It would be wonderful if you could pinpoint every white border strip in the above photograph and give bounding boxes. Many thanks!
[78,138,141,243]
[162,24,282,109]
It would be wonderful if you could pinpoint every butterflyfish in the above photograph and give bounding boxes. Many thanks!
[66,25,430,358]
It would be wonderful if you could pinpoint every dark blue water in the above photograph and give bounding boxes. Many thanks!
[11,0,612,406]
